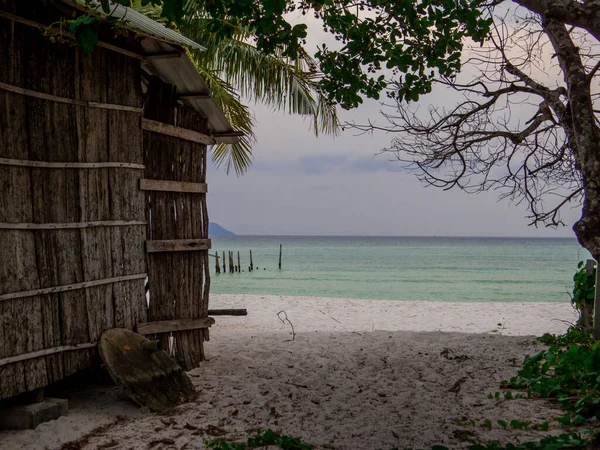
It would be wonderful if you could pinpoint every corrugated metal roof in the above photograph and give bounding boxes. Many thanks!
[140,39,241,144]
[76,0,206,51]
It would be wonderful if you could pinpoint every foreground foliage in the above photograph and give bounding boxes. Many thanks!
[570,262,596,329]
[504,328,600,427]
[206,429,311,450]
[206,430,593,450]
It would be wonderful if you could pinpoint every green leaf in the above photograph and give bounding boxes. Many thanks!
[100,0,111,13]
[75,24,99,53]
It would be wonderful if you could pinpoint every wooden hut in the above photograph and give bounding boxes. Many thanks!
[0,0,239,400]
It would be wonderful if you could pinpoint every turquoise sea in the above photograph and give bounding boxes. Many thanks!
[209,236,590,303]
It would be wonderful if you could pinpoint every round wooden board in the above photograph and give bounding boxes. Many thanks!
[98,328,196,412]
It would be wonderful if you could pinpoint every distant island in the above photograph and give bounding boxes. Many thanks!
[209,222,235,236]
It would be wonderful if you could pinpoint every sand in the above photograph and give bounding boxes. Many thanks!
[0,295,579,450]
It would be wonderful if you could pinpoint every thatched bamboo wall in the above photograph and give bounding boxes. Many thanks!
[143,79,211,370]
[0,3,147,400]
[0,1,214,400]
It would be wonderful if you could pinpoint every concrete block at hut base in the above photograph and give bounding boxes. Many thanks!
[0,398,68,430]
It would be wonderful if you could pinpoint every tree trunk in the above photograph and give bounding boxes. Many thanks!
[544,18,600,260]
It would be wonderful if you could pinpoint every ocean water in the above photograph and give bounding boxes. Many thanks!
[209,236,590,303]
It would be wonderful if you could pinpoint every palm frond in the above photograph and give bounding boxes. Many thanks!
[131,4,340,174]
[181,17,339,136]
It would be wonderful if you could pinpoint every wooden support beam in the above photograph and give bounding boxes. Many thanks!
[0,221,146,230]
[208,309,248,316]
[212,131,245,138]
[142,119,214,145]
[178,93,212,100]
[0,10,144,61]
[0,158,145,170]
[145,51,182,60]
[0,81,142,112]
[137,318,215,335]
[146,239,211,253]
[0,274,147,302]
[140,179,207,194]
[0,343,96,367]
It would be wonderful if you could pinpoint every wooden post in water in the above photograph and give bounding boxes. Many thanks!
[215,252,220,274]
[222,251,226,273]
[279,244,282,270]
[230,252,235,273]
[237,251,241,273]
[250,250,254,272]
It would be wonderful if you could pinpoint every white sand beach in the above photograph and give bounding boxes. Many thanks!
[1,295,578,450]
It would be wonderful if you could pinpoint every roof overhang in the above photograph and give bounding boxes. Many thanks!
[71,0,241,144]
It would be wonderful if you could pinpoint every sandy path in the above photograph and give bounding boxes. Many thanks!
[0,295,577,450]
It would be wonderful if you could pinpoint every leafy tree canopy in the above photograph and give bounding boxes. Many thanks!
[74,0,493,108]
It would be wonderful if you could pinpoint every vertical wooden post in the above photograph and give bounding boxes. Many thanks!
[229,252,234,273]
[279,244,282,270]
[215,252,220,274]
[222,251,226,273]
[237,251,241,273]
[594,259,600,339]
[250,250,254,272]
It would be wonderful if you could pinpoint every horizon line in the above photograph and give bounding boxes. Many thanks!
[213,233,577,239]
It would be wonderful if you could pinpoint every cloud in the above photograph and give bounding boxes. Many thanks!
[296,154,349,174]
[251,153,408,175]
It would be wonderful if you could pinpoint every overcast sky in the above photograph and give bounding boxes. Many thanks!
[206,8,581,238]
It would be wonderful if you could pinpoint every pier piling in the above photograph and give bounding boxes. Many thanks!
[279,244,282,270]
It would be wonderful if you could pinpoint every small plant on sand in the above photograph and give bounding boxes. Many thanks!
[538,326,594,348]
[502,336,600,426]
[206,429,311,450]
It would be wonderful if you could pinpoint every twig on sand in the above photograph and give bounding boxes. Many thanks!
[285,381,309,389]
[277,310,296,341]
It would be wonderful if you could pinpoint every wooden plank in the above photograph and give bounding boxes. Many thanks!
[0,157,145,169]
[208,309,248,316]
[0,19,49,398]
[76,45,116,348]
[0,343,96,367]
[0,221,146,230]
[140,179,207,194]
[23,32,90,381]
[87,101,142,113]
[98,329,195,412]
[0,81,143,112]
[213,131,245,138]
[107,52,147,331]
[0,11,145,61]
[178,93,211,100]
[146,239,211,253]
[137,318,215,335]
[145,51,182,60]
[142,119,214,145]
[0,274,147,302]
[143,85,209,370]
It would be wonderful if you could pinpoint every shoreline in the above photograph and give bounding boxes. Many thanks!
[210,294,578,337]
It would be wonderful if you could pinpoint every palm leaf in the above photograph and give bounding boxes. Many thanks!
[131,3,339,174]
